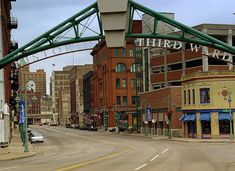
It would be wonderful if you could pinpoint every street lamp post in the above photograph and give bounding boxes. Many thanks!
[15,80,37,152]
[23,92,29,152]
[228,92,233,140]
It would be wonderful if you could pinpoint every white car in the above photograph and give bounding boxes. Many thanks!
[30,132,44,143]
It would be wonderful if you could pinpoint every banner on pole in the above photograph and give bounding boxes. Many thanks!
[19,100,25,124]
[146,106,152,122]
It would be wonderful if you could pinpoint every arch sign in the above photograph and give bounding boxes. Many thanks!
[0,0,234,69]
[135,38,232,63]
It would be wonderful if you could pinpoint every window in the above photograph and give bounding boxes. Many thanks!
[116,79,120,88]
[131,79,136,88]
[116,96,121,105]
[192,89,195,104]
[123,96,127,105]
[122,48,126,56]
[122,79,127,87]
[188,90,191,105]
[129,49,134,57]
[184,90,186,105]
[116,63,127,72]
[114,48,119,57]
[200,88,210,104]
[131,64,136,72]
[131,96,136,105]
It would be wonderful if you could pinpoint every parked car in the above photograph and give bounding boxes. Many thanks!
[30,132,44,143]
[88,125,97,131]
[65,123,71,128]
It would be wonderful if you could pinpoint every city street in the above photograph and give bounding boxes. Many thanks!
[0,126,235,171]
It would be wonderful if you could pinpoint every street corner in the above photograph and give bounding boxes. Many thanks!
[0,151,37,161]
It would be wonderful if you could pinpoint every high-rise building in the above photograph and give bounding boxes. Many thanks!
[19,66,46,95]
[51,67,71,126]
[70,65,93,124]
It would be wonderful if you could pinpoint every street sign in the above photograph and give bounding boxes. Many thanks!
[19,100,25,124]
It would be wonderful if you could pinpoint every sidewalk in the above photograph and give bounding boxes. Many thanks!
[111,131,235,143]
[128,133,235,143]
[0,129,38,161]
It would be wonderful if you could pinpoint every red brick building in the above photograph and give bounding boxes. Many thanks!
[91,21,142,130]
[1,0,17,106]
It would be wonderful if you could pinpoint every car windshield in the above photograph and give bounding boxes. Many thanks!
[33,133,42,137]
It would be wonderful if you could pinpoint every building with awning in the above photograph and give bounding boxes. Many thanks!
[181,71,235,139]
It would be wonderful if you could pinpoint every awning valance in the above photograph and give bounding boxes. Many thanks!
[219,112,232,121]
[183,113,196,122]
[188,114,196,121]
[200,112,210,121]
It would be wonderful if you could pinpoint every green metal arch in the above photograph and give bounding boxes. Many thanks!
[1,0,235,69]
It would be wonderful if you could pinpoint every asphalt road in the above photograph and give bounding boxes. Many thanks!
[1,125,235,171]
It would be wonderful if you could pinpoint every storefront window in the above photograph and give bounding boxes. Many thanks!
[187,121,196,134]
[219,120,230,134]
[201,121,211,134]
[200,88,210,104]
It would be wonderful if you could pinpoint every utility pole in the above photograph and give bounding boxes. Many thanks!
[228,91,234,140]
[165,94,172,139]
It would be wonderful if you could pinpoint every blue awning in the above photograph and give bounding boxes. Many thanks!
[200,112,210,121]
[183,114,196,121]
[184,114,191,121]
[179,114,185,121]
[188,114,196,121]
[219,112,232,121]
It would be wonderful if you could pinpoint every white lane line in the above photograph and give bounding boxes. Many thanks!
[161,148,169,154]
[134,164,147,171]
[65,132,76,136]
[150,154,159,162]
[0,166,19,171]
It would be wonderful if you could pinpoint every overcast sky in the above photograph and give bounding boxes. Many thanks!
[11,0,235,94]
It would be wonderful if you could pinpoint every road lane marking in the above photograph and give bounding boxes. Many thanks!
[134,164,147,171]
[150,154,159,162]
[56,147,130,171]
[161,148,169,154]
[65,132,76,136]
[55,155,79,160]
[0,166,19,171]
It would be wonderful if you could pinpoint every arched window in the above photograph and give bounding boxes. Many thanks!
[116,63,127,72]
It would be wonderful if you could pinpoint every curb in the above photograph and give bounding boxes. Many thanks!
[119,133,235,143]
[0,152,38,162]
